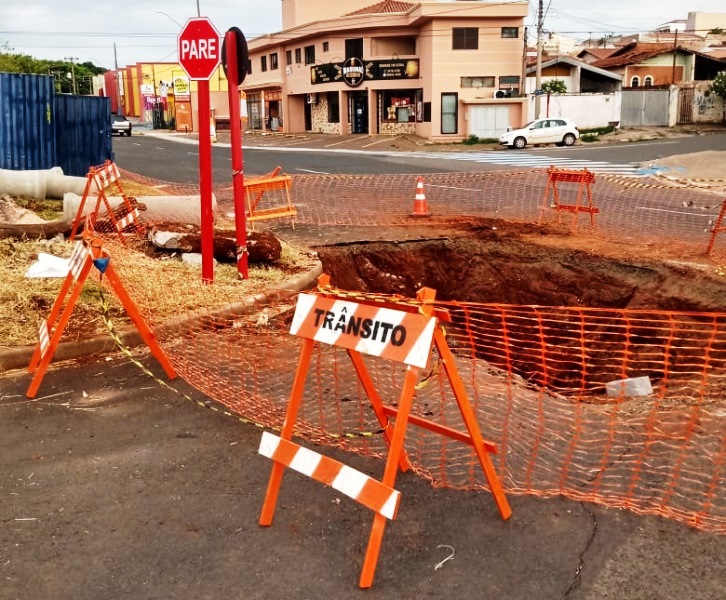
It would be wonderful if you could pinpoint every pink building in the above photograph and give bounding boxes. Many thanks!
[243,0,530,141]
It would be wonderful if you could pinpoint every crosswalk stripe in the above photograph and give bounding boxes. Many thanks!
[386,151,645,176]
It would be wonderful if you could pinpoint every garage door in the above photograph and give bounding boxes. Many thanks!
[468,105,510,139]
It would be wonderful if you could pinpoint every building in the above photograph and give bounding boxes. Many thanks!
[591,42,726,87]
[242,0,530,141]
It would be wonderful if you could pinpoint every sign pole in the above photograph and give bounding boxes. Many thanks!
[225,30,248,279]
[197,78,214,283]
[177,16,221,284]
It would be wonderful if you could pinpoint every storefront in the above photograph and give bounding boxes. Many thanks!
[246,88,284,132]
[310,58,422,135]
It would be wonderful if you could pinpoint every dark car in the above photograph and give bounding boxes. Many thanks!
[111,114,132,137]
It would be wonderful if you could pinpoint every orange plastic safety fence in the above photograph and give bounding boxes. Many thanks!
[92,167,726,534]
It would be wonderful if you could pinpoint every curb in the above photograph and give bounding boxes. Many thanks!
[0,260,323,375]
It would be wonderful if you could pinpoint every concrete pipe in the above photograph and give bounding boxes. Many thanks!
[63,193,216,227]
[0,167,90,200]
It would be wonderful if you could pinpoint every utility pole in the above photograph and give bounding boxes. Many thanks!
[196,1,201,16]
[65,56,78,95]
[671,30,679,84]
[521,26,528,99]
[534,0,544,119]
[114,43,122,114]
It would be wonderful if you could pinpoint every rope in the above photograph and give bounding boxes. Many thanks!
[93,273,384,440]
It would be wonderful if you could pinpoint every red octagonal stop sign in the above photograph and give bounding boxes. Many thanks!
[178,17,221,80]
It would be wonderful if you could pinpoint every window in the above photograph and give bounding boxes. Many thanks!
[270,53,278,70]
[295,48,301,63]
[501,27,519,38]
[304,45,316,65]
[246,58,252,75]
[461,76,495,88]
[499,75,520,96]
[441,93,458,134]
[261,55,267,72]
[630,76,640,87]
[381,90,417,122]
[452,27,478,50]
[327,91,339,123]
[346,38,364,59]
[323,41,329,52]
[285,50,292,65]
[644,75,654,87]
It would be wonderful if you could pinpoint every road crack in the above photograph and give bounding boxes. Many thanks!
[563,502,598,600]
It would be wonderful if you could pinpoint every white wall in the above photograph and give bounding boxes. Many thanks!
[527,93,622,129]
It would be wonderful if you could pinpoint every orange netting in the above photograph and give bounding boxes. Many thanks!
[77,165,726,534]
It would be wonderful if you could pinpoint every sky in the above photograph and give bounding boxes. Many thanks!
[1,1,725,71]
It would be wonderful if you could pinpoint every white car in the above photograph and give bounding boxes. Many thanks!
[499,118,579,149]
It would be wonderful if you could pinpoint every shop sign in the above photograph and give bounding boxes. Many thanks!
[372,59,419,80]
[173,76,191,101]
[310,59,420,86]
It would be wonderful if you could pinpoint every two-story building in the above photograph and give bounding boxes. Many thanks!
[242,0,529,141]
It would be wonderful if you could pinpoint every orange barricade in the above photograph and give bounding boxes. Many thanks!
[69,161,145,243]
[706,197,726,256]
[26,231,176,398]
[245,165,296,228]
[258,274,510,588]
[539,166,598,229]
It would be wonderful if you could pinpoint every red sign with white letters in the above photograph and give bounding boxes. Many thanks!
[177,17,221,80]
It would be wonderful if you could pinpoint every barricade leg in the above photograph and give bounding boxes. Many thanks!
[26,261,94,398]
[435,328,512,520]
[260,337,316,526]
[359,365,419,588]
[347,349,412,473]
[101,262,176,380]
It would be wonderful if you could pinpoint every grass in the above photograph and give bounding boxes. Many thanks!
[0,184,314,349]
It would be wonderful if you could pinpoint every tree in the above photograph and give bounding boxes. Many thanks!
[541,79,567,94]
[710,71,726,122]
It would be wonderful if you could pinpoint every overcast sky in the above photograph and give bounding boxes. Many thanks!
[1,1,724,70]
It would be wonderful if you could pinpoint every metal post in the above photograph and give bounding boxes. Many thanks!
[534,0,543,119]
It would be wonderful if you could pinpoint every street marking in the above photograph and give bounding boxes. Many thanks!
[296,168,330,174]
[636,207,717,217]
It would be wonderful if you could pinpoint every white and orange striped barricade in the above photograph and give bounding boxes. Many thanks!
[706,197,726,256]
[26,232,176,398]
[539,166,598,230]
[244,165,296,229]
[69,160,145,243]
[258,274,511,589]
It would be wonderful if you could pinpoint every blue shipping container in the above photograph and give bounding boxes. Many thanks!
[54,94,113,177]
[0,72,56,171]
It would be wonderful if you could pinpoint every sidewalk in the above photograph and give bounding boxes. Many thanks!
[136,121,726,153]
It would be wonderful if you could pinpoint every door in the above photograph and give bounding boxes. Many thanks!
[441,93,458,134]
[468,105,509,139]
[350,92,368,134]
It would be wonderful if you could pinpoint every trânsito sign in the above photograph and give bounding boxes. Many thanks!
[289,293,437,368]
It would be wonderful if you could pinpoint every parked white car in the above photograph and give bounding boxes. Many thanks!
[499,118,579,149]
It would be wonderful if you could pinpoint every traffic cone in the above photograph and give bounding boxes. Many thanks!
[411,176,430,217]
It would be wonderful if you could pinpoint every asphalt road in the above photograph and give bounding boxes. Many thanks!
[112,132,726,184]
[2,355,724,600]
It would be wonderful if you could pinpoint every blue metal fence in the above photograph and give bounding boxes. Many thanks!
[54,94,114,177]
[0,73,56,170]
[0,72,114,177]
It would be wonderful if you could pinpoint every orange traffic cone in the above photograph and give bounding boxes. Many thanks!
[411,176,430,217]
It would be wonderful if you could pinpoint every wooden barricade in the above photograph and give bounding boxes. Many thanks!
[258,274,511,588]
[26,231,176,398]
[245,166,296,228]
[69,161,145,243]
[539,166,598,229]
[706,197,726,256]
